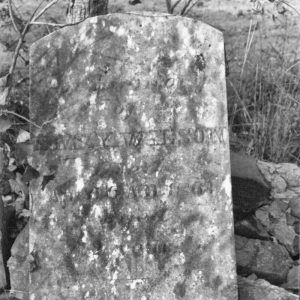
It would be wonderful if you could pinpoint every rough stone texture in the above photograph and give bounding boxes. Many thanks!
[235,235,293,284]
[29,13,237,299]
[270,218,296,256]
[234,217,270,241]
[255,206,270,228]
[281,265,300,292]
[256,161,300,257]
[258,161,300,203]
[7,224,29,300]
[293,221,300,234]
[293,235,299,256]
[290,198,300,219]
[238,276,299,300]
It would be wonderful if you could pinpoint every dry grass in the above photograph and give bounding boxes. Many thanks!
[228,14,300,164]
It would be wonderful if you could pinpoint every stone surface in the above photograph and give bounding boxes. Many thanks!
[257,161,300,202]
[286,213,299,226]
[269,199,288,219]
[294,221,300,234]
[293,235,299,256]
[276,164,300,187]
[237,276,299,300]
[270,218,296,256]
[235,235,293,284]
[29,13,237,299]
[255,206,270,228]
[271,175,287,193]
[282,265,300,292]
[253,199,297,256]
[234,217,270,241]
[289,198,300,219]
[7,224,29,300]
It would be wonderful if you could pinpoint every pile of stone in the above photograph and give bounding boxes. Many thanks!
[234,157,300,299]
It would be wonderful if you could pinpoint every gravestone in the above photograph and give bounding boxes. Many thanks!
[29,12,238,299]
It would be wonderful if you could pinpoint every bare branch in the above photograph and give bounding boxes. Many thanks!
[4,0,58,104]
[30,20,84,28]
[0,110,42,129]
[32,0,59,23]
[8,0,21,35]
[280,0,300,16]
[180,0,194,16]
[182,0,200,15]
[166,0,184,14]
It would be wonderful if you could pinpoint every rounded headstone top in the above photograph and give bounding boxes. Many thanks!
[31,11,223,49]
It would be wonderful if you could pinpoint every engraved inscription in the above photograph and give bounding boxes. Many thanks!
[35,126,227,151]
[95,179,211,200]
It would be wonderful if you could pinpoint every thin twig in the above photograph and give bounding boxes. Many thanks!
[182,0,200,15]
[8,0,21,35]
[0,110,41,129]
[30,21,66,27]
[7,0,45,78]
[4,288,29,294]
[181,0,194,16]
[280,0,300,16]
[30,20,84,28]
[4,0,56,104]
[31,0,59,23]
[286,60,300,72]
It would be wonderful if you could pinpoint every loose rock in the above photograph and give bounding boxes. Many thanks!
[281,265,300,292]
[289,198,300,219]
[235,235,293,284]
[238,276,299,300]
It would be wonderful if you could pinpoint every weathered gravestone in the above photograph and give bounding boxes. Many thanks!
[29,12,238,299]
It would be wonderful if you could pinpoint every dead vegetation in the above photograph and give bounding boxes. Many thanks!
[228,8,300,163]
